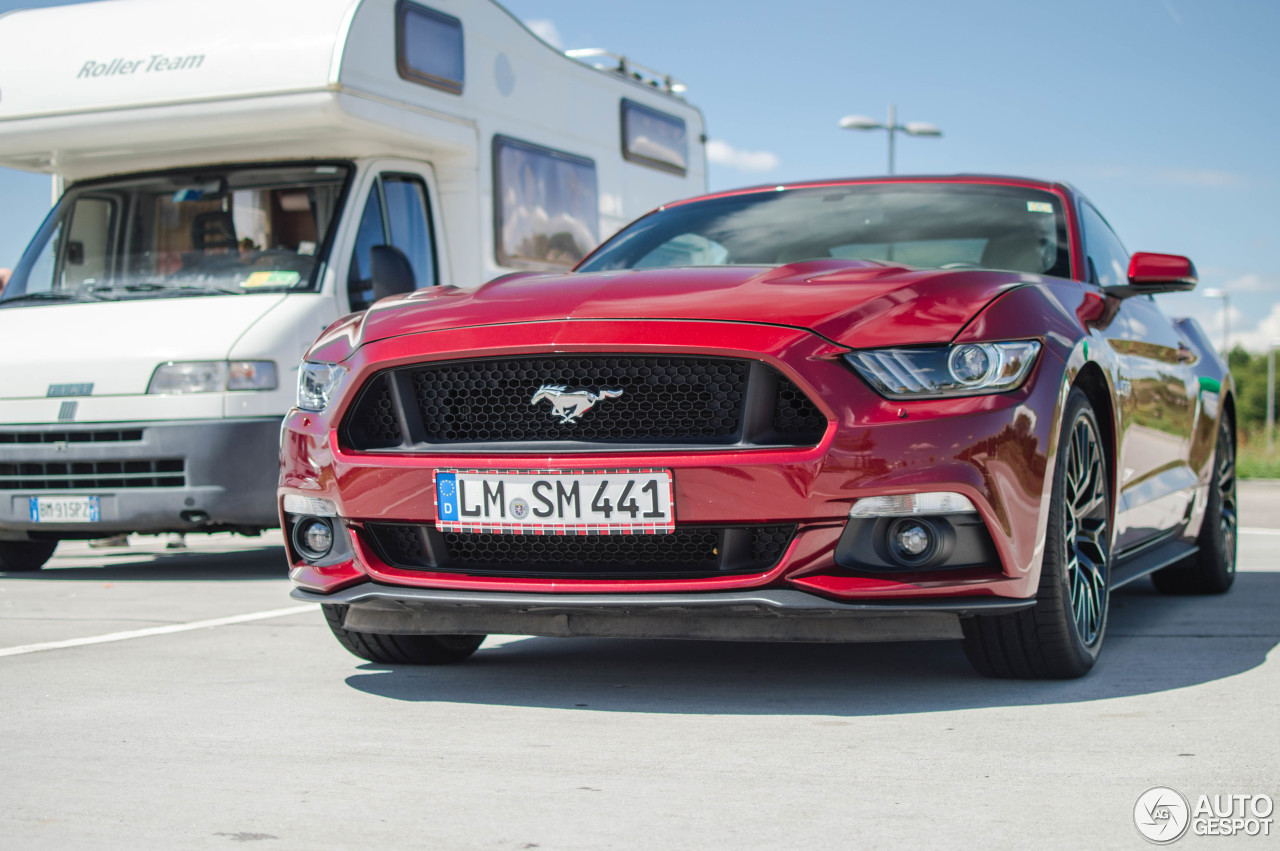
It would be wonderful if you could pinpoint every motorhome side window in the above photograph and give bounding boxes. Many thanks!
[494,136,599,270]
[621,99,688,176]
[396,1,464,95]
[348,173,437,311]
[1,164,350,305]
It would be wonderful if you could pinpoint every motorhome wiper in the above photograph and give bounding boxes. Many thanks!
[0,290,108,306]
[87,282,244,296]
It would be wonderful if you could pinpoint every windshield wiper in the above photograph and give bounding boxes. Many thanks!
[0,290,108,306]
[87,282,244,296]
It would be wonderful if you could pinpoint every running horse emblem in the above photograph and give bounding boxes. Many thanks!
[530,385,624,425]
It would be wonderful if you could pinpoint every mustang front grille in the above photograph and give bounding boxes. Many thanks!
[340,355,826,452]
[363,522,796,579]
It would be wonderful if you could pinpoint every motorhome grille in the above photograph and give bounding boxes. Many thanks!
[0,429,144,444]
[341,356,827,450]
[363,523,796,579]
[0,459,185,490]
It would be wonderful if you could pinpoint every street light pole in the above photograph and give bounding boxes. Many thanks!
[838,104,942,175]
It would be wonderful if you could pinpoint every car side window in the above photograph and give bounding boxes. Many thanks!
[1080,202,1129,287]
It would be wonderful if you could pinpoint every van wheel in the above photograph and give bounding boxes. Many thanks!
[1153,419,1237,595]
[962,389,1110,678]
[0,540,58,571]
[321,604,485,665]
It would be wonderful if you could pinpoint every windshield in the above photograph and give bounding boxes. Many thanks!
[577,182,1071,278]
[1,162,352,307]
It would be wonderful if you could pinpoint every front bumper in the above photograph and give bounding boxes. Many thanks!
[0,417,281,538]
[282,319,1065,602]
[295,582,1034,642]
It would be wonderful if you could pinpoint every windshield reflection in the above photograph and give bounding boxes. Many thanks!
[1,163,351,307]
[578,182,1072,279]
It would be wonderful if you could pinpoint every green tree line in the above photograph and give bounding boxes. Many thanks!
[1227,346,1278,432]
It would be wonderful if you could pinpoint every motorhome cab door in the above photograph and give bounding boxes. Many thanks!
[341,159,450,313]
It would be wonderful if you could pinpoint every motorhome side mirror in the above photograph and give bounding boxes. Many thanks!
[66,241,85,265]
[1103,252,1197,298]
[369,244,417,302]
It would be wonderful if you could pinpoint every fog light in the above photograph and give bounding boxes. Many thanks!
[293,516,334,560]
[896,523,930,556]
[886,517,939,566]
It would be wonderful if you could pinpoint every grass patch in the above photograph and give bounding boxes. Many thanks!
[1238,428,1280,479]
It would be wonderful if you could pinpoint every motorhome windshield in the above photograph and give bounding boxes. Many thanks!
[0,163,352,306]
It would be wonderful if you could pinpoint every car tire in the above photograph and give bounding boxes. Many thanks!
[0,540,58,571]
[321,604,486,665]
[1152,418,1237,595]
[962,389,1111,679]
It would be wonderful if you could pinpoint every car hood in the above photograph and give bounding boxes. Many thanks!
[0,294,287,398]
[310,260,1035,361]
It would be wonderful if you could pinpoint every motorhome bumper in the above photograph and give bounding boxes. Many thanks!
[0,417,281,537]
[293,583,1037,643]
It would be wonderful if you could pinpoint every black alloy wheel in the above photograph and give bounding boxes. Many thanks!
[1063,409,1110,645]
[1153,418,1237,594]
[963,389,1111,678]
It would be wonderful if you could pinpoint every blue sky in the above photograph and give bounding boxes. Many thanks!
[2,0,1277,350]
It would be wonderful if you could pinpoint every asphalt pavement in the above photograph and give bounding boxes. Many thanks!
[2,484,1278,849]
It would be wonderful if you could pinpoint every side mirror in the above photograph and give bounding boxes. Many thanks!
[370,244,417,302]
[1103,252,1197,298]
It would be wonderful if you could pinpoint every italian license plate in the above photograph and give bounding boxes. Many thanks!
[435,470,674,534]
[29,496,100,523]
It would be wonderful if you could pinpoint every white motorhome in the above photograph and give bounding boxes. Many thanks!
[0,0,706,570]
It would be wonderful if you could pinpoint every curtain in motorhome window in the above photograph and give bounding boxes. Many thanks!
[494,136,598,270]
[396,1,464,94]
[621,100,688,175]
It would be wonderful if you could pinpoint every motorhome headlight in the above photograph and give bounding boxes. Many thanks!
[228,361,278,391]
[147,361,278,394]
[844,341,1040,399]
[297,362,347,411]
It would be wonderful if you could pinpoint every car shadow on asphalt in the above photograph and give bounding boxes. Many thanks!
[343,571,1280,715]
[0,543,289,581]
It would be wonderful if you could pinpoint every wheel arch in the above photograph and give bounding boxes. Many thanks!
[1071,360,1118,505]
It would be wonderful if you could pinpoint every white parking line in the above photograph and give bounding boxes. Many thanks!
[0,604,317,658]
[1241,527,1280,536]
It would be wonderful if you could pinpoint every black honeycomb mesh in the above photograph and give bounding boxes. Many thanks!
[342,375,403,450]
[773,377,826,440]
[340,355,828,451]
[364,523,795,579]
[411,356,748,443]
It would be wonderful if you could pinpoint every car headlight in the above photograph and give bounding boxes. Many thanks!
[297,362,347,411]
[147,361,277,394]
[845,341,1041,399]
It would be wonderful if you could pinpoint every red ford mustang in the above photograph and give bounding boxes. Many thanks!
[280,175,1236,678]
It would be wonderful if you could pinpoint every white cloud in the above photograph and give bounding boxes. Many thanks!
[1157,169,1246,188]
[1222,273,1278,294]
[525,19,563,50]
[1227,302,1280,352]
[706,139,780,173]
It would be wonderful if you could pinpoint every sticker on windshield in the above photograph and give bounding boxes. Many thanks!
[1026,201,1054,214]
[243,271,302,288]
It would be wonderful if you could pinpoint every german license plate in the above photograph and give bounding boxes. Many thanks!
[29,496,100,523]
[435,470,674,534]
